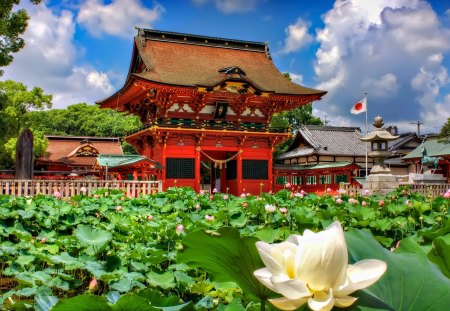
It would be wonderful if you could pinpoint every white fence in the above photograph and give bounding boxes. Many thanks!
[0,180,162,198]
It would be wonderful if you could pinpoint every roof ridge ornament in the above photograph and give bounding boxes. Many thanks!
[218,66,246,77]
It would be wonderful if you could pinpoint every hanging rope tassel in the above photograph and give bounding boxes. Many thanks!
[200,149,243,169]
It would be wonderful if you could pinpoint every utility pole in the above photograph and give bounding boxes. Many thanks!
[410,121,423,136]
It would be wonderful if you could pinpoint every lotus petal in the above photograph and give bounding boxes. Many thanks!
[336,259,387,296]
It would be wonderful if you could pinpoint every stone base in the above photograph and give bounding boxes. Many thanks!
[413,174,446,184]
[365,174,399,195]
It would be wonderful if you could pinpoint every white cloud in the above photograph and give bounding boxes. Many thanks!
[77,0,164,37]
[288,73,304,84]
[2,2,116,108]
[361,73,399,97]
[192,0,259,13]
[280,18,313,54]
[311,0,450,133]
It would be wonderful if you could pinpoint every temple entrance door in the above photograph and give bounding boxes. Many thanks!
[199,150,240,195]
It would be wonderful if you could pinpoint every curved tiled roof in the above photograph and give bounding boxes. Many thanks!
[278,125,367,160]
[38,136,123,167]
[131,29,326,96]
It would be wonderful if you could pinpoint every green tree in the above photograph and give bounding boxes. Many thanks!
[0,80,52,136]
[24,103,141,154]
[0,80,52,168]
[438,118,450,143]
[4,129,48,161]
[0,0,41,75]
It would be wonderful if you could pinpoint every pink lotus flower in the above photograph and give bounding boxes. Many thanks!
[200,190,205,195]
[265,204,276,213]
[89,278,98,292]
[223,195,229,200]
[279,207,287,214]
[326,187,332,193]
[286,182,292,188]
[444,192,450,199]
[240,193,246,198]
[242,202,248,208]
[53,191,61,199]
[379,200,385,206]
[294,192,304,198]
[209,195,214,200]
[80,187,87,195]
[41,237,46,244]
[121,196,125,201]
[349,198,357,204]
[363,189,370,195]
[336,198,343,205]
[205,215,215,221]
[176,224,184,232]
[212,188,218,194]
[195,204,201,209]
[362,201,367,207]
[116,205,122,211]
[147,215,153,221]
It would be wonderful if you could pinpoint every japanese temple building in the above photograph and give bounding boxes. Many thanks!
[97,29,327,194]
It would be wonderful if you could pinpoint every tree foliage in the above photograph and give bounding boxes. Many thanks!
[0,0,41,75]
[0,79,52,168]
[24,103,140,138]
[438,118,450,144]
[24,103,141,155]
[4,129,48,161]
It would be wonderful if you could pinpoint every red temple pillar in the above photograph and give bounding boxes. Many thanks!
[268,148,273,193]
[237,150,243,195]
[195,147,200,193]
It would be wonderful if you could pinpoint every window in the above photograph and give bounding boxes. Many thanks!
[319,174,332,184]
[306,176,316,185]
[166,158,195,179]
[276,176,288,185]
[335,174,348,183]
[243,160,268,179]
[292,175,302,185]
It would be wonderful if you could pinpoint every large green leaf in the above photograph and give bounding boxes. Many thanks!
[111,293,151,311]
[177,227,275,302]
[51,294,110,311]
[346,229,450,310]
[35,294,59,311]
[75,226,112,254]
[146,271,176,290]
[427,233,450,278]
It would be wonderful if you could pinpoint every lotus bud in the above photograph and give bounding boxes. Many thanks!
[147,215,153,221]
[89,278,98,292]
[176,224,184,232]
[41,237,46,244]
[116,205,122,211]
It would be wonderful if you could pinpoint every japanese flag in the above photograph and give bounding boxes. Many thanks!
[351,97,367,114]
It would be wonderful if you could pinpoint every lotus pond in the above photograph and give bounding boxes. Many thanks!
[0,186,449,310]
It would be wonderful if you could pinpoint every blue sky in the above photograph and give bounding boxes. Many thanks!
[4,0,450,134]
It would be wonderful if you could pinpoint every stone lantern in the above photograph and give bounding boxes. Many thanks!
[360,116,399,194]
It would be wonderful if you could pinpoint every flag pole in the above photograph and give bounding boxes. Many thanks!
[365,92,368,177]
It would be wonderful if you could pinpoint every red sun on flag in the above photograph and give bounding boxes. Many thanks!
[354,103,363,111]
[351,97,367,115]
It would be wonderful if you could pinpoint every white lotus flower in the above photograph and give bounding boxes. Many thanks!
[254,222,386,311]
